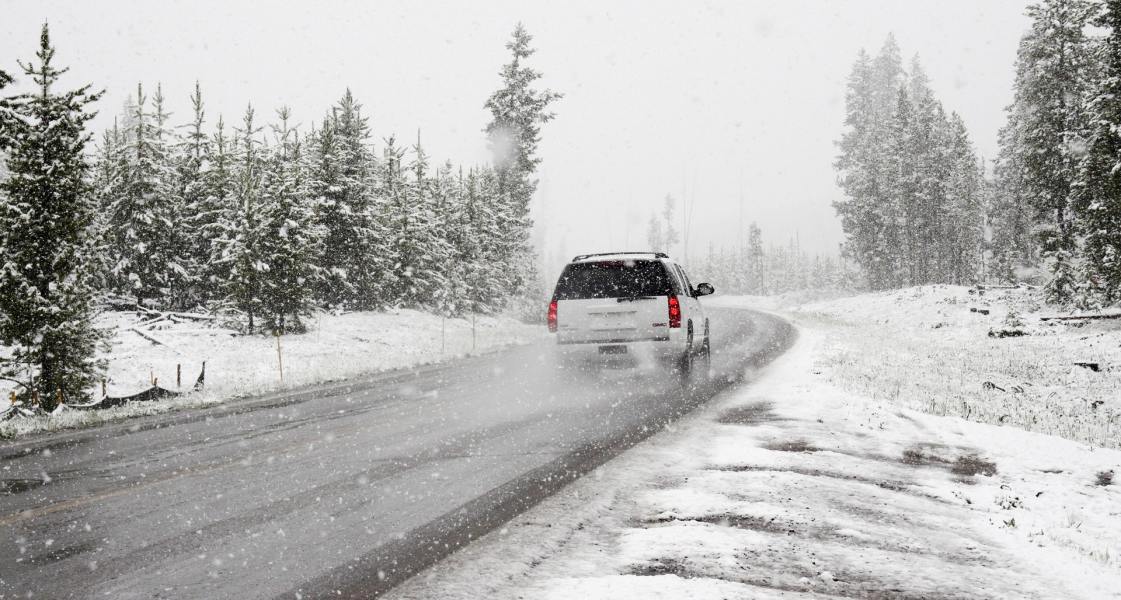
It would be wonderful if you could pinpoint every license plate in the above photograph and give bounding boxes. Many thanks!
[598,345,627,355]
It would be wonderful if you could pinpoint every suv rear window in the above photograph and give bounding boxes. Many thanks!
[553,260,672,300]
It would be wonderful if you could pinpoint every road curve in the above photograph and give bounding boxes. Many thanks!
[0,306,793,599]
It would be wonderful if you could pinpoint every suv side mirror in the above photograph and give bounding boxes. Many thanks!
[694,282,715,297]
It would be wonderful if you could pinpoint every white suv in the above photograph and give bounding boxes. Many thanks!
[547,252,714,373]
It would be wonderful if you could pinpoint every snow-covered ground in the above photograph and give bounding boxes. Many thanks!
[387,289,1121,599]
[774,285,1121,450]
[0,309,544,439]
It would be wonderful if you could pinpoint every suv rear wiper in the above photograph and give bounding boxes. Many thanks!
[617,296,657,302]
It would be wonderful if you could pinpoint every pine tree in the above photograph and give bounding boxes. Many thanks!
[404,135,451,308]
[883,85,914,287]
[256,107,320,333]
[0,24,105,407]
[104,83,182,307]
[990,116,1036,282]
[89,122,121,292]
[904,58,951,284]
[198,115,234,304]
[646,214,664,252]
[944,114,985,285]
[484,23,561,301]
[998,0,1097,302]
[834,39,905,290]
[662,195,679,253]
[1076,0,1121,303]
[216,106,266,332]
[0,67,13,145]
[747,222,765,294]
[430,162,466,318]
[177,82,212,307]
[460,166,505,314]
[308,91,384,309]
[152,84,191,307]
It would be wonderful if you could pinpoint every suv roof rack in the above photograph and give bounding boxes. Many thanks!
[571,251,669,262]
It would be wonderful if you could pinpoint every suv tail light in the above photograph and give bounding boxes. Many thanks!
[547,298,558,332]
[667,294,681,328]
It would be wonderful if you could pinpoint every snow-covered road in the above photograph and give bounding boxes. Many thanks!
[0,306,793,599]
[389,327,1121,599]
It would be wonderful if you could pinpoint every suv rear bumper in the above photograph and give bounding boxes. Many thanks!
[553,333,687,362]
[556,335,670,344]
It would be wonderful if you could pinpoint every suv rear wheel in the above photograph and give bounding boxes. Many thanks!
[676,323,694,377]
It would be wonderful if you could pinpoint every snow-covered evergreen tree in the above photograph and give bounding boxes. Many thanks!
[835,37,986,291]
[256,107,320,333]
[1076,0,1121,303]
[104,83,183,307]
[460,166,506,314]
[746,222,765,294]
[996,0,1097,302]
[834,40,904,289]
[176,82,212,307]
[197,115,235,304]
[0,24,105,406]
[215,106,266,332]
[943,113,985,285]
[400,135,450,308]
[484,23,561,302]
[308,91,384,309]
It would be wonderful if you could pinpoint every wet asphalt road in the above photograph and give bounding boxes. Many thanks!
[0,306,793,599]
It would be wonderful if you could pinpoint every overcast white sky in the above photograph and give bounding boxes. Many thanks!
[3,0,1032,275]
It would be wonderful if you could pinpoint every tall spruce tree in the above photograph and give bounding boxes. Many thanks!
[1076,0,1121,303]
[991,115,1036,282]
[484,23,561,302]
[0,25,105,407]
[216,105,266,332]
[199,116,234,304]
[944,113,985,285]
[256,108,320,333]
[997,0,1097,302]
[309,91,384,309]
[177,82,212,307]
[834,39,906,289]
[105,83,182,307]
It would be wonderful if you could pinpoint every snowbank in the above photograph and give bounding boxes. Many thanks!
[0,309,544,439]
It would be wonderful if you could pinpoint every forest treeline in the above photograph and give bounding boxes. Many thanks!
[835,0,1121,308]
[692,226,854,297]
[95,27,558,332]
[0,23,558,404]
[833,36,985,292]
[991,0,1121,307]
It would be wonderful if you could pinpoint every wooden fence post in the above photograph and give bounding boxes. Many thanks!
[276,330,284,384]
